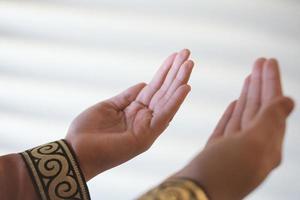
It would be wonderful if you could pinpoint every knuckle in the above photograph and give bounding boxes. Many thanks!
[175,77,185,84]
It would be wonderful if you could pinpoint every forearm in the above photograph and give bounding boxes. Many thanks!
[0,154,38,200]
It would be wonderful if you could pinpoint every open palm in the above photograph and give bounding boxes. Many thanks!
[66,49,194,180]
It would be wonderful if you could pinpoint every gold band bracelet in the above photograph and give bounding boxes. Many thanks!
[138,178,209,200]
[20,140,90,200]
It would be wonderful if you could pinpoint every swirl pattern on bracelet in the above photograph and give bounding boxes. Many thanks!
[21,140,90,200]
[138,178,209,200]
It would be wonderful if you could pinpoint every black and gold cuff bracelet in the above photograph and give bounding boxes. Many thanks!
[138,178,209,200]
[20,140,90,200]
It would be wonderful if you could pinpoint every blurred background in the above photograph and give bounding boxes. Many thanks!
[0,0,299,199]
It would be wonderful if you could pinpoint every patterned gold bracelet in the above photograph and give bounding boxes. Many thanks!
[138,178,209,200]
[20,140,90,200]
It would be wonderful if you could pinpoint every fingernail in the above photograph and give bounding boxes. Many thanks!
[180,48,190,55]
[269,58,279,66]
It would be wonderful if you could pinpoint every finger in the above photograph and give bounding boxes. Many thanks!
[225,75,250,133]
[164,60,194,101]
[108,83,146,110]
[149,49,190,109]
[242,58,265,124]
[161,49,191,92]
[150,84,191,132]
[208,100,237,143]
[262,58,283,106]
[136,52,177,105]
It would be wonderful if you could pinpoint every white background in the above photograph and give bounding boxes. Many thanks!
[0,0,299,199]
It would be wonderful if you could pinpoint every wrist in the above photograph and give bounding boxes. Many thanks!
[65,135,98,181]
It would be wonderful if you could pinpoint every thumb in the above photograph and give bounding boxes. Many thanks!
[261,96,294,122]
[253,96,294,137]
[108,83,146,110]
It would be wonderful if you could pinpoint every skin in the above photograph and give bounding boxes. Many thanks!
[174,58,295,200]
[66,49,195,181]
[0,48,194,200]
[0,52,294,200]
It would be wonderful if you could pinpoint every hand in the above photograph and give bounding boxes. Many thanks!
[66,49,194,181]
[174,58,294,200]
